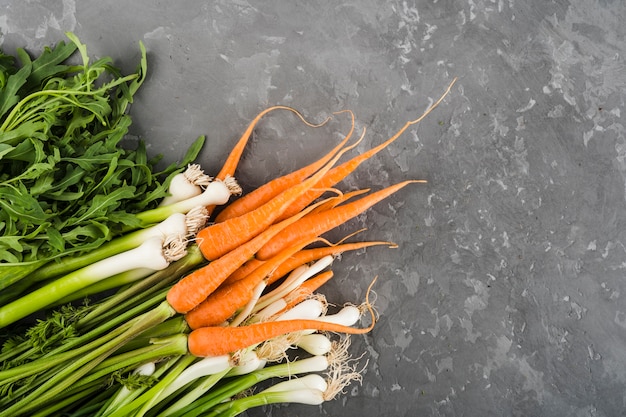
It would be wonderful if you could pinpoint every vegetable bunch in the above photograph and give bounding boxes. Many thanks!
[0,33,455,416]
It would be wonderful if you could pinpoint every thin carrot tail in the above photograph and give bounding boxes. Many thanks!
[256,180,423,261]
[214,110,355,223]
[266,239,396,285]
[305,188,370,216]
[216,105,332,181]
[275,79,457,222]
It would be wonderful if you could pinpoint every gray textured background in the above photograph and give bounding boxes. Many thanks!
[2,1,626,416]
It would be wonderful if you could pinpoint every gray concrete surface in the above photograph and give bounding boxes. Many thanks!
[2,1,625,416]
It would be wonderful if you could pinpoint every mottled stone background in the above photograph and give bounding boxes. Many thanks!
[2,0,625,416]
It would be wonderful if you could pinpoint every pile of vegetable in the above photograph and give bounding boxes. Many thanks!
[0,33,454,416]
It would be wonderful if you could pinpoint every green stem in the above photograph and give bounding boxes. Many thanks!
[166,359,319,417]
[159,369,231,417]
[70,334,188,394]
[207,391,305,417]
[0,316,138,386]
[0,261,47,293]
[96,355,179,417]
[114,316,190,354]
[0,242,169,329]
[3,253,197,373]
[53,268,153,306]
[0,301,175,417]
[30,380,106,417]
[106,355,197,417]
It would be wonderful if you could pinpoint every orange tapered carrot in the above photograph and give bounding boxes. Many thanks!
[167,200,327,314]
[304,188,370,217]
[187,278,377,357]
[275,79,457,222]
[266,240,396,285]
[185,236,324,329]
[221,258,266,286]
[195,130,363,261]
[281,270,335,311]
[214,110,355,223]
[188,318,375,357]
[256,180,422,261]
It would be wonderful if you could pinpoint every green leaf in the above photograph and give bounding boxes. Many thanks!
[0,184,50,223]
[0,235,24,253]
[61,222,109,243]
[183,135,206,165]
[106,211,142,228]
[0,120,47,146]
[44,165,85,194]
[30,172,56,196]
[71,186,137,225]
[0,143,14,159]
[21,41,78,94]
[0,59,32,121]
[46,228,65,253]
[3,136,45,163]
[64,32,90,70]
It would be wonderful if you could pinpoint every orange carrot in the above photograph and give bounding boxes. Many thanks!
[189,318,375,357]
[187,279,377,357]
[281,270,335,311]
[275,79,457,221]
[221,258,266,286]
[305,188,370,216]
[195,130,362,261]
[213,110,355,223]
[185,236,323,329]
[266,240,396,285]
[167,201,327,314]
[256,180,422,261]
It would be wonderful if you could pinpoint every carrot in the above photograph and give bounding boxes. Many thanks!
[166,199,329,314]
[255,180,422,261]
[281,270,335,311]
[221,257,266,286]
[213,110,355,223]
[305,188,370,216]
[185,236,324,329]
[275,78,458,221]
[194,130,363,261]
[187,279,377,357]
[266,240,396,285]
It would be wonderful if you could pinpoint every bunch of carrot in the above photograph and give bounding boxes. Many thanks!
[0,51,456,414]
